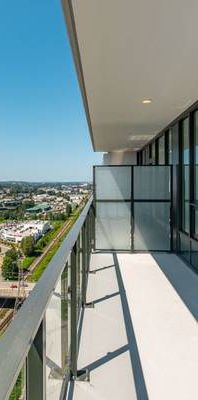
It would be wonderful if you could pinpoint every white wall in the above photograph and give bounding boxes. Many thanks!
[103,151,137,165]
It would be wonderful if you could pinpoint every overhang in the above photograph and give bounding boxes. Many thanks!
[62,0,198,152]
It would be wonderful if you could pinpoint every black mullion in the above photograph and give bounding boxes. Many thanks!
[131,166,134,251]
[155,139,159,165]
[165,130,169,165]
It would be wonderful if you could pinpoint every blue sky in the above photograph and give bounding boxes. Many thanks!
[0,0,102,182]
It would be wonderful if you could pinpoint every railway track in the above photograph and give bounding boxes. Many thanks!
[0,309,13,334]
[24,202,86,279]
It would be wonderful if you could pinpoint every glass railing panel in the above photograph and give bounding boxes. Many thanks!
[95,202,131,250]
[46,262,70,399]
[77,234,82,316]
[134,202,170,250]
[79,230,83,305]
[67,254,71,366]
[9,364,26,400]
[134,166,171,200]
[95,166,131,200]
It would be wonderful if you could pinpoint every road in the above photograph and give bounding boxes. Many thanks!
[0,281,35,298]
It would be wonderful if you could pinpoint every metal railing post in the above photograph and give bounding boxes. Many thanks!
[77,235,81,314]
[27,319,46,400]
[85,219,89,274]
[87,213,91,264]
[91,206,95,248]
[70,243,78,379]
[82,223,87,305]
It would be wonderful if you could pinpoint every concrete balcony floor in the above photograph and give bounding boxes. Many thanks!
[66,252,198,400]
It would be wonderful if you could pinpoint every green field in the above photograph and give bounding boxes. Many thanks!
[21,256,36,270]
[29,206,84,282]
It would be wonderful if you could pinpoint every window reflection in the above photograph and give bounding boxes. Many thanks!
[181,118,189,234]
[194,111,198,236]
[158,135,165,165]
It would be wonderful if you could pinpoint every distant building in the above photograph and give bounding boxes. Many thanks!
[26,203,51,214]
[0,221,51,243]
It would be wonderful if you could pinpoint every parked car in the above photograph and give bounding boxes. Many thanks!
[10,284,17,289]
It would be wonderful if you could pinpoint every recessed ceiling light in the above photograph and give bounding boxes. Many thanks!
[142,99,152,104]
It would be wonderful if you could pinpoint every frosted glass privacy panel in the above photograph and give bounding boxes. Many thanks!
[95,202,131,250]
[134,166,170,199]
[95,166,131,200]
[134,202,170,250]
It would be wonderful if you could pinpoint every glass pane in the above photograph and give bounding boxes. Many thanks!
[169,128,173,165]
[152,142,156,165]
[182,166,189,233]
[146,147,150,164]
[182,118,189,233]
[77,235,82,317]
[179,232,190,264]
[134,202,170,250]
[195,209,198,238]
[46,263,70,398]
[158,135,165,165]
[9,365,26,400]
[194,111,198,236]
[67,256,71,367]
[95,166,131,200]
[95,202,131,250]
[191,239,198,270]
[79,232,83,312]
[134,166,170,200]
[143,150,146,165]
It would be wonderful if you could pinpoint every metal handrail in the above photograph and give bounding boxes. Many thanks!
[0,196,93,400]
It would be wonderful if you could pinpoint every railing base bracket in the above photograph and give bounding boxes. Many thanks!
[84,301,95,308]
[74,369,90,382]
[49,367,64,380]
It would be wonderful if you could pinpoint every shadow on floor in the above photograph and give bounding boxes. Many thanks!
[91,291,120,305]
[83,344,129,371]
[113,253,149,400]
[89,264,115,273]
[153,253,198,321]
[67,252,148,400]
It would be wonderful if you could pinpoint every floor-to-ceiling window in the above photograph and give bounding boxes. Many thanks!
[152,141,156,164]
[194,111,198,237]
[142,149,146,165]
[158,135,165,164]
[168,128,173,164]
[181,118,190,234]
[146,146,150,164]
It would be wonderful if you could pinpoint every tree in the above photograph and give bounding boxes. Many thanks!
[2,249,19,280]
[66,203,72,217]
[21,236,35,257]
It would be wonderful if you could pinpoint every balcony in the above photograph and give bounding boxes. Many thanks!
[70,251,198,400]
[0,175,198,400]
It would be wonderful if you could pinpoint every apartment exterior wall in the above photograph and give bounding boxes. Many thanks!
[138,101,198,271]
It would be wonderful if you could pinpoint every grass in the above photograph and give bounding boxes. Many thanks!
[35,220,64,251]
[29,206,84,282]
[29,241,62,282]
[9,370,25,400]
[21,256,36,270]
[17,221,65,272]
[0,308,10,319]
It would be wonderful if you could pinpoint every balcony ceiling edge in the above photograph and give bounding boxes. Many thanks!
[61,0,96,151]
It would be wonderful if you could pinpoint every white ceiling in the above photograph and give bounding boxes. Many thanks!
[71,0,198,151]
